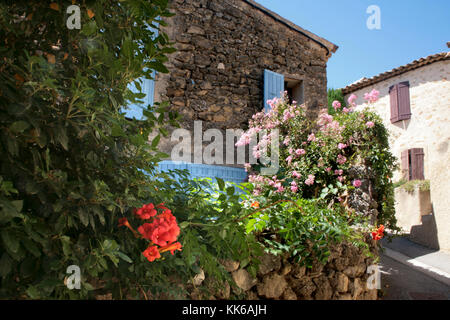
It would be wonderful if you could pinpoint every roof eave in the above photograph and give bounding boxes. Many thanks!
[341,52,450,94]
[242,0,338,56]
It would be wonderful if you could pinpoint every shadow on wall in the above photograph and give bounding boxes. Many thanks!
[408,204,440,250]
[392,118,410,131]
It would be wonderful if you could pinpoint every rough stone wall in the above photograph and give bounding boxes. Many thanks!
[189,236,379,300]
[347,165,379,224]
[154,0,331,159]
[344,60,450,252]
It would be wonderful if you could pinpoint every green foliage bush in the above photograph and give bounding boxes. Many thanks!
[0,0,260,299]
[394,179,430,193]
[238,95,398,265]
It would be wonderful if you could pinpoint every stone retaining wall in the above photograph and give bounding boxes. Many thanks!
[190,236,379,300]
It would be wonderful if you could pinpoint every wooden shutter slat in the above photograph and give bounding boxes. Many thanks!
[389,84,399,123]
[411,148,425,180]
[398,81,412,121]
[401,150,410,180]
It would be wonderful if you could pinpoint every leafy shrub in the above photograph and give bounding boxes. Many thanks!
[394,179,430,193]
[0,0,260,299]
[242,197,368,266]
[237,92,398,264]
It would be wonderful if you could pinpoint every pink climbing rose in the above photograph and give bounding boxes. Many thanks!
[366,121,375,128]
[292,171,301,179]
[363,89,379,103]
[353,179,362,188]
[307,133,316,142]
[337,154,347,165]
[305,174,315,186]
[348,94,357,107]
[332,100,341,111]
[290,181,298,193]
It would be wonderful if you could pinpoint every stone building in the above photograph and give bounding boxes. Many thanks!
[342,51,450,252]
[125,0,337,183]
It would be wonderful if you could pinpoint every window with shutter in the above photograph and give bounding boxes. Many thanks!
[397,81,411,121]
[123,22,158,120]
[401,149,411,180]
[264,70,284,112]
[410,148,425,180]
[389,84,399,123]
[401,148,424,181]
[390,81,411,123]
[124,74,155,120]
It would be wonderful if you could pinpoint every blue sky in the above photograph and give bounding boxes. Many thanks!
[255,0,450,89]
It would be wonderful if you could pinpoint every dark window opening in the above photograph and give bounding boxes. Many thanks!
[284,79,304,105]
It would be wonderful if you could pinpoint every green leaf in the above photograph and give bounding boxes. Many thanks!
[216,178,225,191]
[1,230,20,253]
[226,186,235,196]
[151,134,160,148]
[78,208,89,227]
[26,286,40,299]
[11,200,23,212]
[116,252,132,264]
[60,236,71,257]
[179,221,189,229]
[0,254,12,278]
[83,282,95,291]
[10,121,30,133]
[111,125,124,137]
[56,127,69,150]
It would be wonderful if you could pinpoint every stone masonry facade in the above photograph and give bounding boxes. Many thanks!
[154,0,336,160]
[187,235,379,300]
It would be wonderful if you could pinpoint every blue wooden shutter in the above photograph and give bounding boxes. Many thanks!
[158,161,247,185]
[124,74,155,120]
[123,22,158,120]
[264,70,284,112]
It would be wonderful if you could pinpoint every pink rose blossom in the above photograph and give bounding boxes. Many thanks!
[338,143,347,150]
[353,179,362,188]
[283,109,294,122]
[290,181,298,193]
[337,154,347,165]
[363,89,379,103]
[325,167,332,173]
[307,133,316,142]
[295,149,306,156]
[253,188,261,196]
[305,174,315,186]
[275,183,285,193]
[332,100,341,111]
[337,176,345,182]
[292,171,301,179]
[286,155,293,165]
[348,94,357,107]
[366,121,375,128]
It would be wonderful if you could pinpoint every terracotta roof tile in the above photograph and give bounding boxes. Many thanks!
[342,52,450,94]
